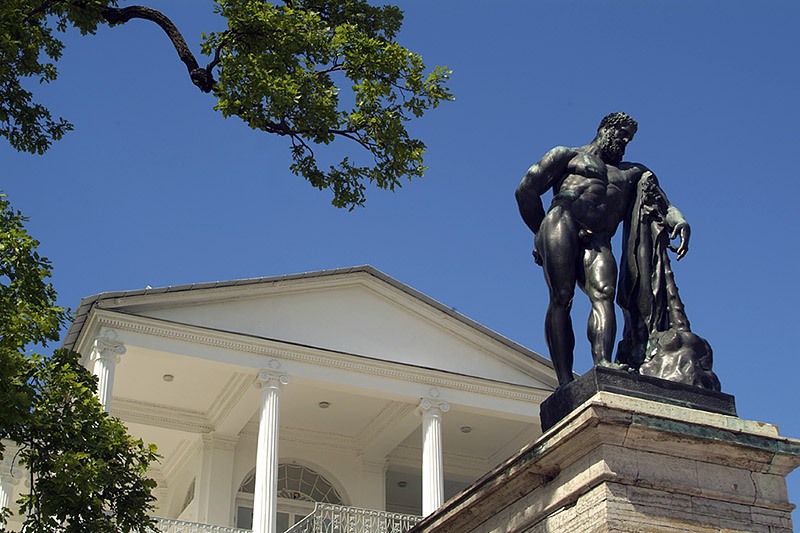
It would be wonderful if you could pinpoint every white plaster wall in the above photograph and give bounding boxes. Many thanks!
[165,451,201,520]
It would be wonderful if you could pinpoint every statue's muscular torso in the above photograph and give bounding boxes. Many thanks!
[551,149,644,238]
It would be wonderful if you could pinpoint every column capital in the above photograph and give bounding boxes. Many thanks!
[418,398,449,417]
[91,329,126,364]
[201,432,240,452]
[91,329,124,411]
[357,455,388,474]
[256,369,289,390]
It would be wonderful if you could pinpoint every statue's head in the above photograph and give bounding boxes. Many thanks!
[596,112,638,164]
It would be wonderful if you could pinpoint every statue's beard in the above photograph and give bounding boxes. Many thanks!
[601,137,626,164]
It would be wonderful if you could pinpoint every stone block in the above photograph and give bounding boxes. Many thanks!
[621,421,776,472]
[522,484,610,533]
[749,506,793,529]
[689,496,753,524]
[633,449,699,493]
[751,472,790,508]
[695,461,756,502]
[623,484,693,516]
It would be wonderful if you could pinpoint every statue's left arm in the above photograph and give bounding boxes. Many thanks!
[515,146,575,234]
[640,169,691,260]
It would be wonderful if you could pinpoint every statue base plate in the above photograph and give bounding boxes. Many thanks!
[540,365,737,432]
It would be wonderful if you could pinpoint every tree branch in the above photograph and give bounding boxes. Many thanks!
[330,129,377,151]
[26,1,56,21]
[315,60,344,76]
[205,36,227,76]
[101,5,216,93]
[290,134,316,160]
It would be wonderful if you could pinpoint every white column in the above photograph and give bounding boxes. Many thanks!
[90,329,126,411]
[418,398,449,516]
[0,447,22,519]
[356,455,387,510]
[196,433,238,526]
[252,368,288,533]
[0,474,19,515]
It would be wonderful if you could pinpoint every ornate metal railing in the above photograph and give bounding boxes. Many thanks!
[285,503,422,533]
[152,516,251,533]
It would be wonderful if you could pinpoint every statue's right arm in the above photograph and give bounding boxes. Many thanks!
[515,146,575,234]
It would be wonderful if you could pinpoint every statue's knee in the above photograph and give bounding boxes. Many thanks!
[550,288,575,308]
[591,284,615,301]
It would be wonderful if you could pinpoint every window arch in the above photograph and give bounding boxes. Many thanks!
[238,463,343,504]
[236,463,344,530]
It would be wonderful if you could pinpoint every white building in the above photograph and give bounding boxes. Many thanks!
[21,266,558,532]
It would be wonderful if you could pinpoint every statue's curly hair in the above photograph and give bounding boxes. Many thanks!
[598,112,638,134]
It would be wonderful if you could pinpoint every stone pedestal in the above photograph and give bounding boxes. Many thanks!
[411,392,800,533]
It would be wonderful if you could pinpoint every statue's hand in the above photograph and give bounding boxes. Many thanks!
[669,222,691,260]
[532,247,543,266]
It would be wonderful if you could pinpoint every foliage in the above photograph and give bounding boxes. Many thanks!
[0,194,158,533]
[15,350,159,533]
[0,193,67,441]
[1,0,453,208]
[0,195,67,351]
[0,0,110,154]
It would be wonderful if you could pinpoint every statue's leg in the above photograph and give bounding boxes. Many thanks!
[581,240,618,366]
[537,210,579,387]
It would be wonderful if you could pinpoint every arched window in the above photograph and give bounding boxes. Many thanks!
[236,463,343,531]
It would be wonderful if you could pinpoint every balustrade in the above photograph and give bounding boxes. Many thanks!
[153,516,252,533]
[286,503,422,533]
[153,503,421,533]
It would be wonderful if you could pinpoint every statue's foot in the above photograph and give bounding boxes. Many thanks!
[595,361,633,373]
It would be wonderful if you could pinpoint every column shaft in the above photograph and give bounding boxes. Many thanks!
[1,444,21,518]
[0,478,12,513]
[419,399,448,516]
[94,354,116,410]
[252,371,288,533]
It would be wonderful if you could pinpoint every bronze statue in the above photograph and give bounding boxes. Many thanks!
[516,113,719,390]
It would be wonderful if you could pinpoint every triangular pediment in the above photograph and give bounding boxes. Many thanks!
[67,267,556,388]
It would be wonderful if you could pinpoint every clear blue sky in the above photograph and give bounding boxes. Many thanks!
[4,0,800,519]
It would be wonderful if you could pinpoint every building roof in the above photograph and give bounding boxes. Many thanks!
[63,265,553,371]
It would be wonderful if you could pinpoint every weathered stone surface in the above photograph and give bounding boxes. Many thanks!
[694,460,756,502]
[749,506,793,529]
[623,484,693,519]
[410,392,800,533]
[622,421,777,472]
[634,449,699,492]
[752,472,789,507]
[595,392,775,437]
